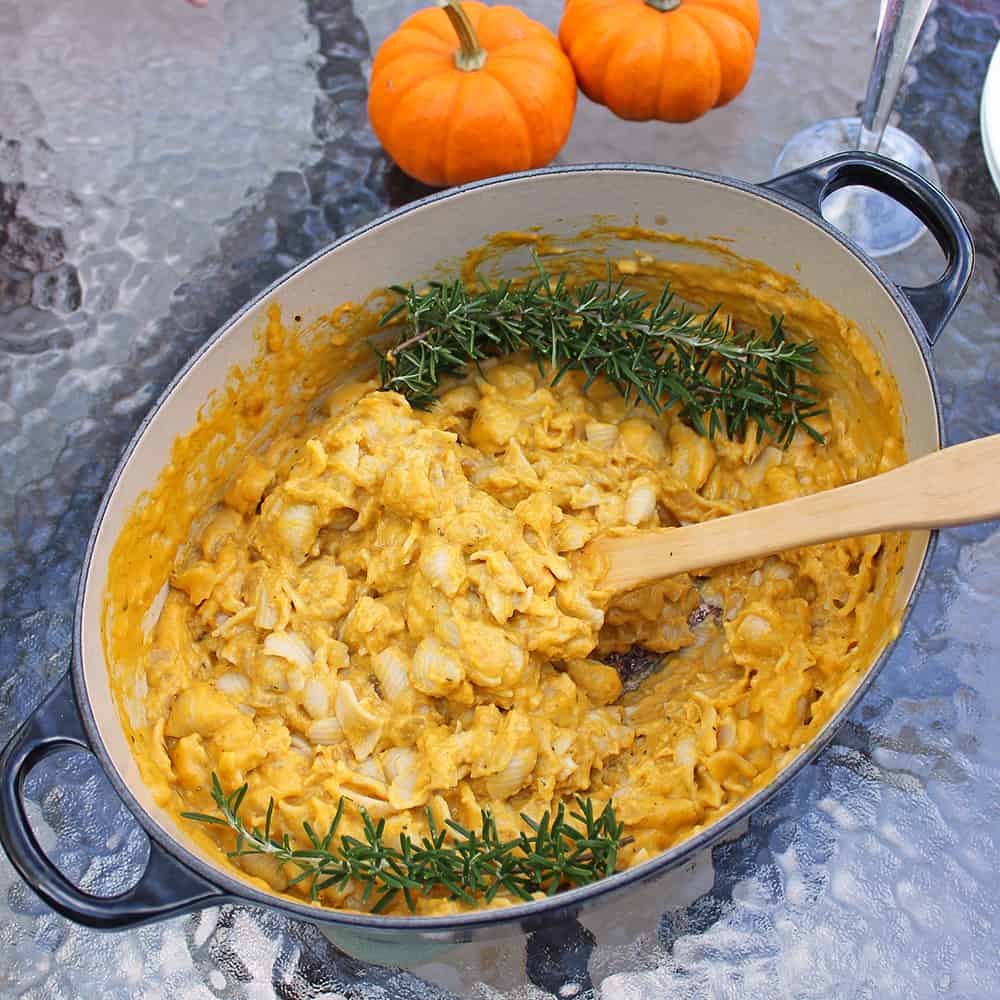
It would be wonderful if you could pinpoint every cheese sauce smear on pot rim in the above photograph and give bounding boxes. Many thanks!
[104,243,906,916]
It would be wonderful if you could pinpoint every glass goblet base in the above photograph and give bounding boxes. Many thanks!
[773,116,940,257]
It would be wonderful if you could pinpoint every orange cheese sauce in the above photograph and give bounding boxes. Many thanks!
[104,242,906,915]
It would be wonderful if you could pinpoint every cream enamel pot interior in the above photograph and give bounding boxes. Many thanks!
[0,154,974,962]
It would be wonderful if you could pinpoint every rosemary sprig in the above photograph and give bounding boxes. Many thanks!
[183,773,631,913]
[374,259,825,446]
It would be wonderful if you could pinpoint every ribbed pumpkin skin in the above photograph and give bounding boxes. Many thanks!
[368,3,578,188]
[559,0,760,123]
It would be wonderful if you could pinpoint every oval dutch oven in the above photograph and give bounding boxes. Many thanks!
[0,153,974,969]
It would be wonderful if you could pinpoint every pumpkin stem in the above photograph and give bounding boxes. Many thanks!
[438,0,487,71]
[644,0,681,10]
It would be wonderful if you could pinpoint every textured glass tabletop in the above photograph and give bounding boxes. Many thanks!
[2,0,999,996]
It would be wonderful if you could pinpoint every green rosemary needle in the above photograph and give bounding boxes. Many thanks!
[373,258,825,446]
[183,773,631,914]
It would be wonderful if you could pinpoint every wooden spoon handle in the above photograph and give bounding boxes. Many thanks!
[593,433,1000,594]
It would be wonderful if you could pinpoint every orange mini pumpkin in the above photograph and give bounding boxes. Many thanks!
[559,0,760,123]
[369,1,578,187]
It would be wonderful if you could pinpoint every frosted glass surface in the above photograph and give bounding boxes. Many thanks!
[2,0,999,995]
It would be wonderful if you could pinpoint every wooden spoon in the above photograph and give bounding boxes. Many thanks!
[591,433,1000,594]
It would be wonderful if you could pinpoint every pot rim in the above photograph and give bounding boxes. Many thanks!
[73,160,944,933]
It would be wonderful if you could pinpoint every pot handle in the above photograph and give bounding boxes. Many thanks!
[526,917,596,997]
[763,151,974,344]
[0,672,231,929]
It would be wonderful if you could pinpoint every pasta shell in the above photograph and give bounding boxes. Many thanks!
[302,679,330,720]
[141,581,169,640]
[585,421,618,449]
[275,502,320,564]
[485,745,537,800]
[215,672,251,699]
[625,479,657,526]
[371,647,411,705]
[410,636,464,697]
[383,747,427,810]
[418,541,467,597]
[335,681,384,761]
[254,588,279,631]
[307,716,343,746]
[262,630,313,669]
[343,792,393,819]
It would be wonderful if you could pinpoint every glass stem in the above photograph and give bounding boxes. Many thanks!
[857,0,933,154]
